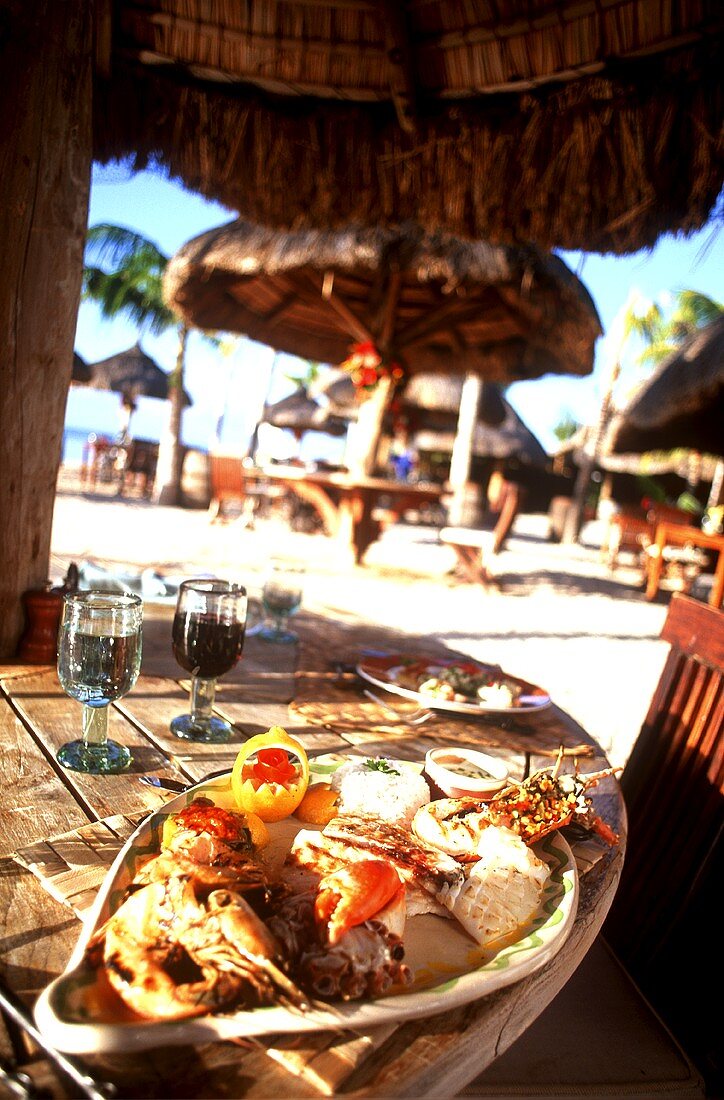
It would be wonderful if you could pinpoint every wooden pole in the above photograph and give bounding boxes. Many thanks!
[447,372,482,526]
[0,0,93,657]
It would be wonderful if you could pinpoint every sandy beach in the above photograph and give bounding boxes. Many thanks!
[48,471,688,770]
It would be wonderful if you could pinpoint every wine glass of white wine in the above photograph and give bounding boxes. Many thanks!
[258,560,304,643]
[56,591,143,773]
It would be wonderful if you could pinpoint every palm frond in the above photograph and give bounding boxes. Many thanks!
[670,290,723,332]
[85,224,168,270]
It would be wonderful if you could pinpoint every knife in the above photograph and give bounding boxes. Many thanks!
[139,775,190,793]
[139,768,231,793]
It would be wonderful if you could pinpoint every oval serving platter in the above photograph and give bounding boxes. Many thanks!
[34,760,577,1054]
[357,654,552,715]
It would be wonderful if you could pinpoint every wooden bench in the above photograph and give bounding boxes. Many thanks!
[440,481,521,585]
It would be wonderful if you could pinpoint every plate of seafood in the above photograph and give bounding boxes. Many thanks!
[357,653,551,714]
[32,741,614,1055]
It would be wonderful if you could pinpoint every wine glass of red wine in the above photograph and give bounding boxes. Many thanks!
[171,578,247,742]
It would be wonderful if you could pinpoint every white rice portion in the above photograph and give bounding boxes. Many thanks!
[330,757,431,826]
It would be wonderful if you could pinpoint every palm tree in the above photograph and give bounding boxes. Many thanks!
[621,289,722,368]
[82,224,207,506]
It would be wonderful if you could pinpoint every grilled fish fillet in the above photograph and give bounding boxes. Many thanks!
[319,813,465,916]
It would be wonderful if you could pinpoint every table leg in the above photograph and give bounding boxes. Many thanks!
[645,532,666,601]
[338,491,380,565]
[710,550,724,608]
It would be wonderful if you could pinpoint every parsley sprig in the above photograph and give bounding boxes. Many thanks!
[364,757,401,776]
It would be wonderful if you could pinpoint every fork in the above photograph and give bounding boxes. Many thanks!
[362,689,434,725]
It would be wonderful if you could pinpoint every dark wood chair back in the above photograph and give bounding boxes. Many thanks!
[604,592,723,1088]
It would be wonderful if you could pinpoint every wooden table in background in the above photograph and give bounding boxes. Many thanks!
[244,464,444,563]
[0,609,625,1098]
[645,520,724,607]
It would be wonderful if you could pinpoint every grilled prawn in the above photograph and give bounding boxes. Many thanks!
[413,757,619,858]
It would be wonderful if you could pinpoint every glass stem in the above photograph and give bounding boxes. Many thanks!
[190,676,216,724]
[82,704,109,747]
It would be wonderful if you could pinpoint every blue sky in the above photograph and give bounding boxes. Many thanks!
[72,165,723,457]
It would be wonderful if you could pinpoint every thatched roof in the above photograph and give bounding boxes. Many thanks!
[84,343,192,405]
[553,426,721,480]
[314,369,507,430]
[313,367,543,464]
[413,392,548,467]
[71,351,90,384]
[94,2,723,255]
[606,316,724,457]
[262,387,348,437]
[164,221,601,384]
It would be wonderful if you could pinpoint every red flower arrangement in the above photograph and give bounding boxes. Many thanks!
[340,341,405,394]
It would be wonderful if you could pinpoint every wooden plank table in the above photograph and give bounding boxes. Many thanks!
[0,609,625,1098]
[243,464,444,563]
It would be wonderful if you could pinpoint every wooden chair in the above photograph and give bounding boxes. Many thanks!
[458,593,722,1097]
[207,453,261,525]
[602,506,654,569]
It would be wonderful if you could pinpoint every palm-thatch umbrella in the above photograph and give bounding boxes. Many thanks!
[84,343,192,406]
[71,351,90,383]
[312,370,507,431]
[606,316,724,459]
[165,222,600,383]
[413,396,548,469]
[91,2,722,257]
[262,387,348,442]
[165,220,600,477]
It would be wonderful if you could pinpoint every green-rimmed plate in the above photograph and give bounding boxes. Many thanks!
[34,756,578,1053]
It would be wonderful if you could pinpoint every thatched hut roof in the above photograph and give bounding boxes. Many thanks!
[262,388,348,438]
[71,351,90,384]
[164,221,602,384]
[95,2,723,255]
[314,369,507,430]
[413,392,548,467]
[606,316,724,457]
[85,343,192,406]
[553,426,721,480]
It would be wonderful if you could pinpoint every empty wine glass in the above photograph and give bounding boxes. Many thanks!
[171,578,247,742]
[56,591,143,773]
[258,560,304,643]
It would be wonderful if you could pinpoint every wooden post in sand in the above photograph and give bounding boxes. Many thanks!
[0,1,93,656]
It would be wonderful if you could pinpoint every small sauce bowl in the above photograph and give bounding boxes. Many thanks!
[424,747,509,800]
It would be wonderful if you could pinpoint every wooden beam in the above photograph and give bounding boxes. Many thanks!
[379,0,418,133]
[494,285,544,327]
[396,299,487,348]
[378,270,403,351]
[295,273,376,346]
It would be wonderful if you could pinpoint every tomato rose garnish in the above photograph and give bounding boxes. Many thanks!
[252,747,297,785]
[231,727,309,822]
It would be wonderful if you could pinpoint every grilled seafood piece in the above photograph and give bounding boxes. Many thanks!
[314,860,406,945]
[134,797,269,897]
[135,836,268,897]
[436,826,550,947]
[319,813,465,917]
[90,874,307,1020]
[269,867,411,1002]
[412,798,490,862]
[413,760,619,857]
